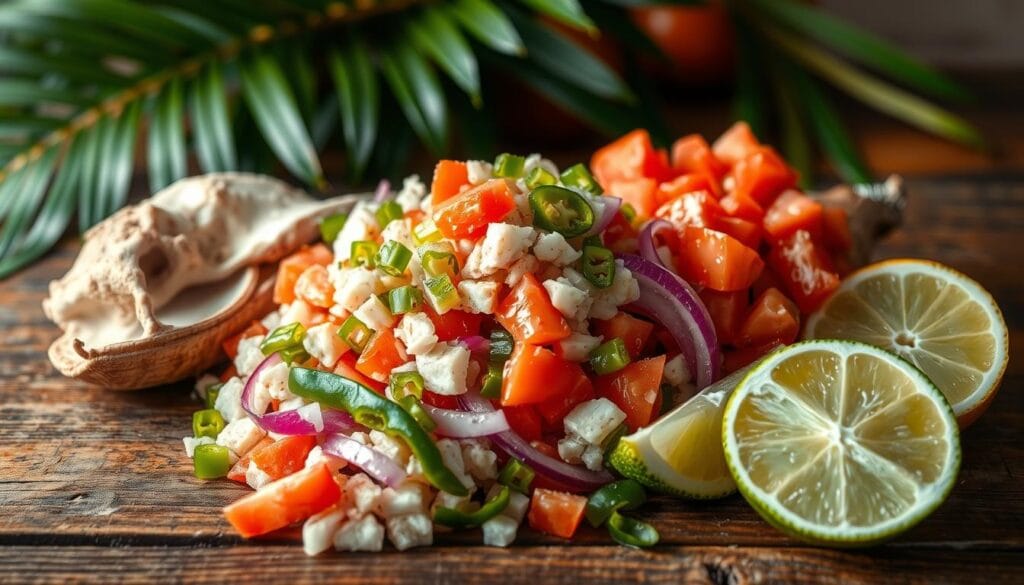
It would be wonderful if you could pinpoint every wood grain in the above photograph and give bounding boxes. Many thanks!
[1,176,1023,583]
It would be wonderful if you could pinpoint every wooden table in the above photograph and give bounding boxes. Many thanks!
[2,174,1023,583]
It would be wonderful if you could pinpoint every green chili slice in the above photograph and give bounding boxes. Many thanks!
[398,395,437,433]
[525,166,558,190]
[620,202,637,223]
[375,201,403,228]
[375,240,413,276]
[607,511,659,548]
[434,485,511,528]
[560,163,602,195]
[497,458,535,493]
[420,249,459,279]
[424,274,460,313]
[351,240,379,268]
[479,363,503,399]
[589,338,631,375]
[289,367,470,496]
[319,212,349,244]
[260,322,306,356]
[386,285,423,315]
[204,383,223,409]
[193,444,231,479]
[581,245,616,289]
[488,328,514,365]
[493,153,526,178]
[413,219,443,245]
[529,185,595,238]
[337,315,374,353]
[390,370,425,400]
[192,409,226,438]
[585,479,647,527]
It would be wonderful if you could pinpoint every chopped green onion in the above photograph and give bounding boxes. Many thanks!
[589,338,631,375]
[607,511,659,548]
[375,201,403,228]
[585,479,647,527]
[424,274,461,313]
[192,409,225,439]
[420,248,460,279]
[560,163,602,195]
[386,285,423,314]
[398,395,437,433]
[493,153,526,178]
[529,185,595,238]
[351,240,379,268]
[581,245,616,289]
[375,240,413,276]
[434,485,510,528]
[260,322,306,356]
[279,344,311,365]
[620,202,637,223]
[390,371,425,401]
[479,363,503,399]
[193,444,231,479]
[498,458,535,493]
[525,166,558,189]
[413,219,443,245]
[319,212,349,244]
[488,328,514,365]
[337,315,374,353]
[204,383,223,409]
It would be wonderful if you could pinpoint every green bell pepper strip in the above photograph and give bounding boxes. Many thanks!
[585,479,647,527]
[529,185,595,238]
[193,444,231,479]
[288,367,469,496]
[589,338,631,375]
[434,485,511,528]
[398,395,437,433]
[192,409,225,439]
[607,511,659,548]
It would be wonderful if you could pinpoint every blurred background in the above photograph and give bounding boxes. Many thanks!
[0,0,1021,278]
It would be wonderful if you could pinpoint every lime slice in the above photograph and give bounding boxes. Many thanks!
[608,369,749,499]
[722,340,960,546]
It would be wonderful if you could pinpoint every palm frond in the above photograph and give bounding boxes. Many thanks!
[0,0,669,278]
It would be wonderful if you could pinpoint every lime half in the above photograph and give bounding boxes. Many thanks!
[722,340,960,546]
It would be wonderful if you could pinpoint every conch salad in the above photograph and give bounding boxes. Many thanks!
[184,123,854,554]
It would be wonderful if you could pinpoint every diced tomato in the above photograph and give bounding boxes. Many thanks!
[496,273,571,345]
[293,264,334,309]
[274,244,333,305]
[699,289,748,347]
[422,391,460,410]
[250,436,317,481]
[535,365,594,428]
[596,355,666,431]
[657,172,720,204]
[591,129,673,186]
[712,121,762,167]
[227,437,274,483]
[355,328,408,383]
[404,208,426,227]
[723,339,784,374]
[528,489,587,539]
[602,208,638,252]
[334,352,386,393]
[821,206,853,253]
[592,312,654,359]
[655,189,723,232]
[502,404,544,442]
[502,344,580,406]
[433,178,517,240]
[223,463,341,538]
[671,134,728,182]
[768,230,841,314]
[714,216,762,249]
[719,191,764,222]
[763,190,823,242]
[732,147,798,207]
[223,321,268,360]
[608,177,658,218]
[423,305,484,343]
[430,160,470,206]
[530,440,560,460]
[735,288,800,348]
[677,226,764,292]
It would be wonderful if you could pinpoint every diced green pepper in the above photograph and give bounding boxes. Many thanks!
[497,458,535,493]
[351,240,379,268]
[607,511,659,548]
[525,166,558,189]
[337,315,374,353]
[260,322,306,356]
[375,240,413,276]
[288,367,470,495]
[204,383,223,409]
[434,485,511,528]
[413,219,443,245]
[390,371,425,401]
[192,409,226,439]
[386,285,423,315]
[193,444,231,479]
[375,201,403,228]
[424,274,460,313]
[319,212,349,244]
[529,185,595,238]
[420,246,460,279]
[620,202,637,223]
[585,479,647,527]
[278,344,310,365]
[581,245,616,289]
[493,153,526,178]
[589,338,631,375]
[479,363,503,399]
[560,163,602,195]
[488,328,514,365]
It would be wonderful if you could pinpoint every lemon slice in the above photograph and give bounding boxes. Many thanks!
[722,340,960,546]
[805,259,1008,426]
[608,369,749,499]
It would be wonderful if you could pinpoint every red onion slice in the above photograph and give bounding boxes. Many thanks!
[373,179,392,202]
[584,195,622,237]
[618,254,719,389]
[458,393,614,493]
[422,402,510,438]
[321,433,407,487]
[456,335,490,355]
[638,218,677,270]
[242,353,359,435]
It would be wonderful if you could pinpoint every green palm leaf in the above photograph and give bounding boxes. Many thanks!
[329,36,379,181]
[408,7,481,104]
[148,78,187,193]
[380,41,449,156]
[190,62,236,173]
[449,0,524,56]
